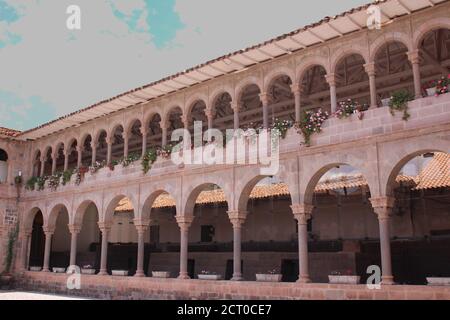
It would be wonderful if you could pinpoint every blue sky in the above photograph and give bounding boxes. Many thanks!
[0,0,369,131]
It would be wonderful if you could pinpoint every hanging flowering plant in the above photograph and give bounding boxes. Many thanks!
[389,90,414,121]
[270,119,293,139]
[334,99,366,120]
[25,177,38,191]
[157,144,175,159]
[295,109,329,147]
[48,172,62,191]
[121,153,140,167]
[433,74,450,96]
[74,166,88,186]
[89,160,106,174]
[36,176,48,191]
[62,170,73,186]
[141,148,158,174]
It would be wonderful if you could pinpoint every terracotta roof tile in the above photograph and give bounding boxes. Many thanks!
[0,127,21,137]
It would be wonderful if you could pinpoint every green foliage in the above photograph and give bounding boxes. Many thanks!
[4,223,19,274]
[62,170,73,185]
[36,176,48,191]
[25,177,38,191]
[121,153,140,167]
[295,109,329,146]
[141,148,158,174]
[389,90,414,121]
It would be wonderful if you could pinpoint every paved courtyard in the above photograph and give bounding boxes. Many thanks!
[0,290,88,300]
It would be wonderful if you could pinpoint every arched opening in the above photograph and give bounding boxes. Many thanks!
[54,143,65,173]
[166,107,184,145]
[0,148,8,183]
[212,92,234,135]
[387,151,450,285]
[28,210,44,269]
[374,41,413,101]
[106,196,138,275]
[42,147,52,176]
[335,54,370,109]
[142,191,178,277]
[238,176,296,282]
[32,150,41,177]
[81,135,93,167]
[147,114,163,149]
[267,75,295,123]
[49,205,71,269]
[75,201,101,272]
[418,28,450,95]
[95,130,108,163]
[110,125,125,163]
[188,100,208,145]
[238,84,263,129]
[300,65,330,113]
[306,164,377,283]
[127,120,143,156]
[66,139,78,171]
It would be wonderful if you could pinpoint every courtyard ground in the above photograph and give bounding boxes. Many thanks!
[0,290,88,300]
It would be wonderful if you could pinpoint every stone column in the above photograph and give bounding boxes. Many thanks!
[134,220,149,277]
[98,222,111,275]
[291,204,313,283]
[76,145,83,168]
[162,124,168,147]
[259,92,270,129]
[176,215,193,279]
[68,224,81,268]
[364,62,378,109]
[227,211,247,281]
[42,227,54,272]
[231,102,240,130]
[141,127,148,158]
[370,197,395,285]
[51,153,57,175]
[205,108,214,141]
[106,136,112,166]
[408,50,422,99]
[40,156,46,177]
[290,83,302,123]
[325,73,338,113]
[63,150,69,172]
[21,229,32,270]
[91,141,97,166]
[123,132,129,158]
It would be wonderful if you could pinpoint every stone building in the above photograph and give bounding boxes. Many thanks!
[1,0,450,300]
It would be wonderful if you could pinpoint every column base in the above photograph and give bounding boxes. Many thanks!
[98,270,108,276]
[297,276,311,284]
[42,268,50,273]
[178,273,190,280]
[231,274,243,281]
[134,271,145,277]
[381,276,395,285]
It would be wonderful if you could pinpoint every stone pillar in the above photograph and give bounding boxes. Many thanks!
[228,211,247,281]
[291,204,313,283]
[364,62,378,109]
[51,153,57,175]
[40,156,45,177]
[76,145,83,168]
[176,215,193,279]
[231,102,240,130]
[68,224,81,268]
[91,141,97,166]
[205,108,214,141]
[182,115,191,150]
[291,83,302,123]
[162,124,168,147]
[98,222,111,275]
[259,93,270,129]
[21,229,32,270]
[408,50,422,99]
[42,228,54,272]
[141,127,148,158]
[370,197,396,285]
[123,132,129,158]
[63,150,69,172]
[134,220,149,277]
[106,136,112,166]
[325,73,338,113]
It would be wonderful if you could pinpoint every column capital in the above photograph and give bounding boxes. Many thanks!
[90,141,97,149]
[181,114,190,127]
[364,62,376,76]
[227,211,248,228]
[68,224,82,234]
[290,83,302,95]
[407,49,420,64]
[122,131,129,140]
[133,218,150,233]
[105,135,113,145]
[176,215,193,231]
[369,197,395,220]
[140,127,148,136]
[259,92,270,105]
[22,228,32,237]
[231,101,240,112]
[42,226,55,235]
[76,145,84,153]
[325,73,337,86]
[205,108,215,120]
[291,204,314,225]
[97,221,112,232]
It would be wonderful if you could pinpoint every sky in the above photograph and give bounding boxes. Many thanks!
[0,0,369,131]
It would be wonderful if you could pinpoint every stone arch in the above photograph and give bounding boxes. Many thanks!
[124,118,142,136]
[108,122,124,138]
[296,55,330,83]
[46,202,71,230]
[102,190,139,224]
[263,67,295,93]
[413,17,450,50]
[209,86,234,108]
[330,46,369,74]
[185,93,209,116]
[182,181,232,217]
[163,105,184,128]
[93,128,108,144]
[369,31,412,62]
[72,196,102,226]
[23,206,45,230]
[235,76,263,102]
[140,180,180,220]
[143,110,163,131]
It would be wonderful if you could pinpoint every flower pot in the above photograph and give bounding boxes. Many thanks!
[426,277,450,286]
[426,87,437,97]
[152,271,171,278]
[255,274,282,282]
[81,269,96,275]
[112,270,128,276]
[29,266,42,272]
[52,267,66,273]
[381,98,391,107]
[198,274,222,281]
[328,275,360,284]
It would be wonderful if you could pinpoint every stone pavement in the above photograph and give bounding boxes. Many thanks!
[0,290,88,300]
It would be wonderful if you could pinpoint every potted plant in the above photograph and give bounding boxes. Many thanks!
[25,177,38,191]
[152,271,171,278]
[142,148,158,174]
[295,108,329,146]
[256,269,282,282]
[53,267,66,273]
[426,277,450,286]
[389,90,414,121]
[434,74,450,96]
[112,270,128,276]
[198,271,222,280]
[29,266,42,272]
[270,119,293,140]
[328,270,360,284]
[81,265,96,275]
[381,97,391,107]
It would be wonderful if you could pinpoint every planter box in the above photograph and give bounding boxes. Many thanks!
[328,275,360,284]
[381,98,391,107]
[81,269,96,275]
[29,266,42,272]
[427,277,450,286]
[426,87,436,97]
[112,270,128,276]
[53,267,66,273]
[152,271,171,278]
[198,274,222,281]
[256,274,282,282]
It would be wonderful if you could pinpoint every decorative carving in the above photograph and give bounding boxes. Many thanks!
[369,197,396,220]
[364,62,376,77]
[407,50,420,65]
[227,211,248,228]
[176,215,193,231]
[68,224,82,234]
[291,204,314,225]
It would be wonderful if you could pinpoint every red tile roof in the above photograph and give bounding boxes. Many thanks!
[0,127,21,137]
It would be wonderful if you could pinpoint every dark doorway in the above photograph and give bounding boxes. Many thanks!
[281,259,298,282]
[188,259,195,279]
[29,211,45,268]
[225,259,244,280]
